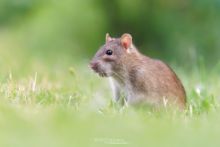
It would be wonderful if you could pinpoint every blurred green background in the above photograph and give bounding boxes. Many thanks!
[1,0,220,65]
[0,1,220,147]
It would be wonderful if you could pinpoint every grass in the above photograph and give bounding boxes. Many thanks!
[0,34,220,147]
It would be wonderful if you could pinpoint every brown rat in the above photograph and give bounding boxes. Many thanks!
[90,33,186,109]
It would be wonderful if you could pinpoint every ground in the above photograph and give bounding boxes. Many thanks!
[0,34,220,147]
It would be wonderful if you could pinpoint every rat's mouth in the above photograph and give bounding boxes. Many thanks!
[94,70,108,77]
[89,64,109,77]
[91,68,108,77]
[98,72,108,77]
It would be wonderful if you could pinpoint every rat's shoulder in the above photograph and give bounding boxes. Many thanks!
[138,54,174,73]
[138,54,164,66]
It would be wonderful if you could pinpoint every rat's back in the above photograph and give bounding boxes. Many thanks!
[127,55,186,108]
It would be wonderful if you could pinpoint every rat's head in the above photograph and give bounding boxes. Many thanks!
[90,33,134,77]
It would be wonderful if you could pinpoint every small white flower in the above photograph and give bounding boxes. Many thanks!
[195,84,203,95]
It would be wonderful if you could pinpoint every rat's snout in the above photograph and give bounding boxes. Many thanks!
[90,61,99,71]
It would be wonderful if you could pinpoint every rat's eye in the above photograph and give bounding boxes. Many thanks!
[106,50,113,55]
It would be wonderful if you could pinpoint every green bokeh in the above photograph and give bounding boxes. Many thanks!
[0,1,220,147]
[1,0,220,65]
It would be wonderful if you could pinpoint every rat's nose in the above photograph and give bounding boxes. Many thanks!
[90,61,99,71]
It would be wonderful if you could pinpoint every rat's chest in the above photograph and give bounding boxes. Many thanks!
[116,78,145,102]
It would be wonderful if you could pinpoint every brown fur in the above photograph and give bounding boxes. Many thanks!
[90,33,186,109]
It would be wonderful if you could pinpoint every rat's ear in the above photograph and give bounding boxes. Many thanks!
[106,33,112,43]
[120,33,132,49]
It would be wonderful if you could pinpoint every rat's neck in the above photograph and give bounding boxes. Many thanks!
[111,49,146,86]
